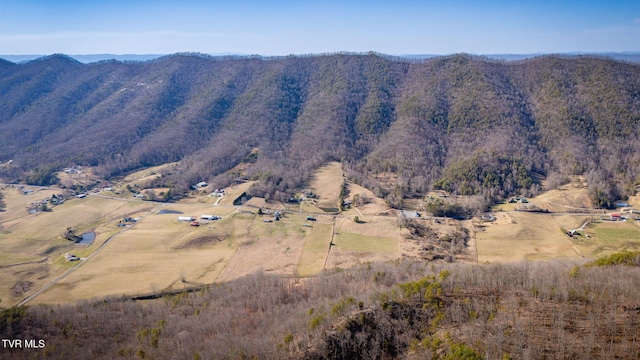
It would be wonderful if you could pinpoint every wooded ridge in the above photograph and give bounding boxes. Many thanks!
[1,53,639,207]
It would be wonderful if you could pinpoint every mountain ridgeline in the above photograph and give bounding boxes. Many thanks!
[1,53,639,208]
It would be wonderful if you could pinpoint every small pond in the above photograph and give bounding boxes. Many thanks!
[157,209,183,215]
[77,232,96,245]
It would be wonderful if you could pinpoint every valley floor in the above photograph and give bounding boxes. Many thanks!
[1,171,639,306]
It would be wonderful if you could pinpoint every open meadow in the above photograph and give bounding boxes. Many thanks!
[307,161,343,212]
[32,203,238,304]
[478,178,640,262]
[1,169,639,306]
[476,212,582,262]
[0,185,157,304]
[582,220,640,256]
[325,216,402,269]
[296,222,334,277]
[342,181,394,216]
[26,198,409,305]
[216,180,256,206]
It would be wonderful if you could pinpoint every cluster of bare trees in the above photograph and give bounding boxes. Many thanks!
[2,258,639,359]
[402,218,471,262]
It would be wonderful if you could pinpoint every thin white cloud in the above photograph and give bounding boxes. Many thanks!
[0,31,252,41]
[584,18,640,36]
[0,31,267,54]
[578,19,640,52]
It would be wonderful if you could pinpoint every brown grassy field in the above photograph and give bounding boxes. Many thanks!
[32,207,332,303]
[33,204,239,304]
[28,205,408,304]
[120,163,179,184]
[0,187,157,305]
[55,166,104,189]
[531,178,595,212]
[300,201,325,214]
[325,217,402,269]
[216,181,256,206]
[476,212,581,262]
[478,176,631,262]
[3,166,638,307]
[491,177,595,213]
[308,162,343,212]
[0,186,62,223]
[1,196,155,254]
[342,181,394,216]
[215,214,307,282]
[296,222,334,277]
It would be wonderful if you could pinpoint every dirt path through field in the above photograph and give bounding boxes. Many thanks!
[322,217,337,271]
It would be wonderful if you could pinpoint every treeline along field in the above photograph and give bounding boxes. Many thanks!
[1,53,640,209]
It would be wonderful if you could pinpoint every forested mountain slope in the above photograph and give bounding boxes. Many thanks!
[1,53,639,206]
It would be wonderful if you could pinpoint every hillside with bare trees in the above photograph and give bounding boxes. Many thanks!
[2,254,640,359]
[1,53,640,208]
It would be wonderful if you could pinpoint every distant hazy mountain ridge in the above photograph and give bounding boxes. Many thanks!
[0,53,639,208]
[2,51,640,64]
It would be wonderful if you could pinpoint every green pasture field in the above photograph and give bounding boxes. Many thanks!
[584,220,640,256]
[332,232,399,254]
[296,223,333,277]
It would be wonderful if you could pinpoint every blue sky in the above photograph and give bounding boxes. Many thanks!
[1,0,639,55]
